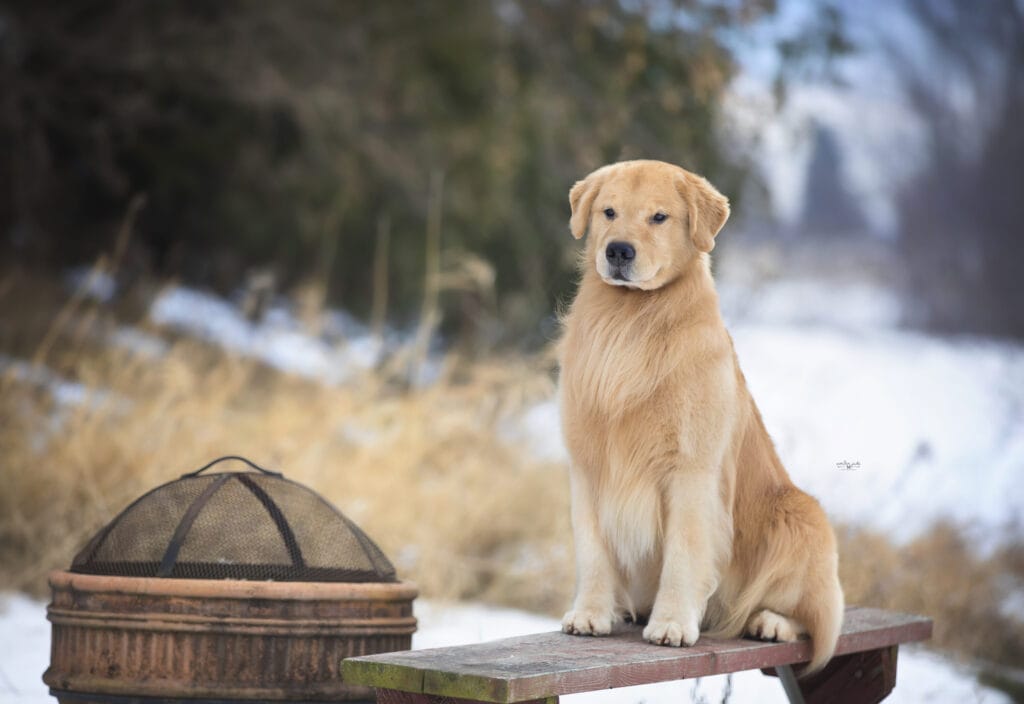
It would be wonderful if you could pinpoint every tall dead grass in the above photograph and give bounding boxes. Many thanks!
[838,523,1024,668]
[0,274,1021,671]
[0,333,572,615]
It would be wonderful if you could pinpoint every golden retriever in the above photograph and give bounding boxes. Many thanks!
[558,159,843,674]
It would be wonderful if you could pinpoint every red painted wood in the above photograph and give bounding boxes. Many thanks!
[343,606,931,703]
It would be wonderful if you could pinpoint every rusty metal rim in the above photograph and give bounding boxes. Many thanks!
[49,570,418,601]
[48,607,417,629]
[47,609,417,636]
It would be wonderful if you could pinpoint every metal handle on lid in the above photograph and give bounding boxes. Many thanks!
[181,455,283,478]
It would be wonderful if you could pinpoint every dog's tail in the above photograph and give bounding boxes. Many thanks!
[704,553,844,677]
[795,572,845,676]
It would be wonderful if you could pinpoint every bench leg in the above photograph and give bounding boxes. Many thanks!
[374,690,558,704]
[769,645,899,704]
[775,664,807,704]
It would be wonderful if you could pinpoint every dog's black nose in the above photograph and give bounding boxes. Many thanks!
[605,241,635,264]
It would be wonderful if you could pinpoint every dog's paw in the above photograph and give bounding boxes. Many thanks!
[643,617,700,647]
[745,609,803,643]
[562,608,614,636]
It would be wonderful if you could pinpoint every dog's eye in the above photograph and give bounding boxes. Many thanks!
[652,212,668,223]
[603,208,616,220]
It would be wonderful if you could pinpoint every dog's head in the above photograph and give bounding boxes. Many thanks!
[568,160,729,290]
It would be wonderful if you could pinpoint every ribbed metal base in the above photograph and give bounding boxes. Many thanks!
[45,571,416,703]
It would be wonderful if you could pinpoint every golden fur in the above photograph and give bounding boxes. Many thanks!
[558,160,843,674]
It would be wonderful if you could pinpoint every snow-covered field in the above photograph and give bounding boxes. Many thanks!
[518,324,1024,544]
[719,274,1024,543]
[515,276,1024,544]
[734,324,1024,542]
[0,594,1009,704]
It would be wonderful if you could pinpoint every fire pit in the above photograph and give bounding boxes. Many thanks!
[44,456,417,703]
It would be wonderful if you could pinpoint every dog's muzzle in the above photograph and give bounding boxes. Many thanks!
[606,241,635,280]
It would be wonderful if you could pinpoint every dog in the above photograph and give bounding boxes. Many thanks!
[558,159,843,674]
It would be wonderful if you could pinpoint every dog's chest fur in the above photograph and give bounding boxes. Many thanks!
[560,286,704,569]
[559,264,739,577]
[562,287,681,413]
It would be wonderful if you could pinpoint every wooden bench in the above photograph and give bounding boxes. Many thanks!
[343,606,932,704]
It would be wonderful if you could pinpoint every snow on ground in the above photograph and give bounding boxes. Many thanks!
[512,275,1024,544]
[733,324,1024,542]
[1,594,1009,704]
[0,594,51,704]
[149,286,384,384]
[719,278,905,331]
[0,355,99,408]
[514,325,1024,542]
[109,326,169,357]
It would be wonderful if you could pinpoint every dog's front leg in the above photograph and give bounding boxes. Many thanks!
[562,468,618,636]
[644,470,724,647]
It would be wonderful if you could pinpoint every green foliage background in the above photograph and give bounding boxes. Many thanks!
[2,0,772,343]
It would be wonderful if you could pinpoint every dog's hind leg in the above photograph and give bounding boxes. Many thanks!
[745,609,806,642]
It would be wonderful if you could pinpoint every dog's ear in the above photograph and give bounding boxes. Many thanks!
[568,166,610,240]
[678,171,730,253]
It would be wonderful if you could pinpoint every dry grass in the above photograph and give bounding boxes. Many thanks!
[1,273,1021,671]
[838,522,1024,667]
[0,330,572,615]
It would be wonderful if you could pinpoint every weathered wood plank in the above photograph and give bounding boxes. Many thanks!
[342,607,931,703]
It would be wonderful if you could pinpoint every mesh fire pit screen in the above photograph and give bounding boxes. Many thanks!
[46,455,415,703]
[70,455,396,583]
